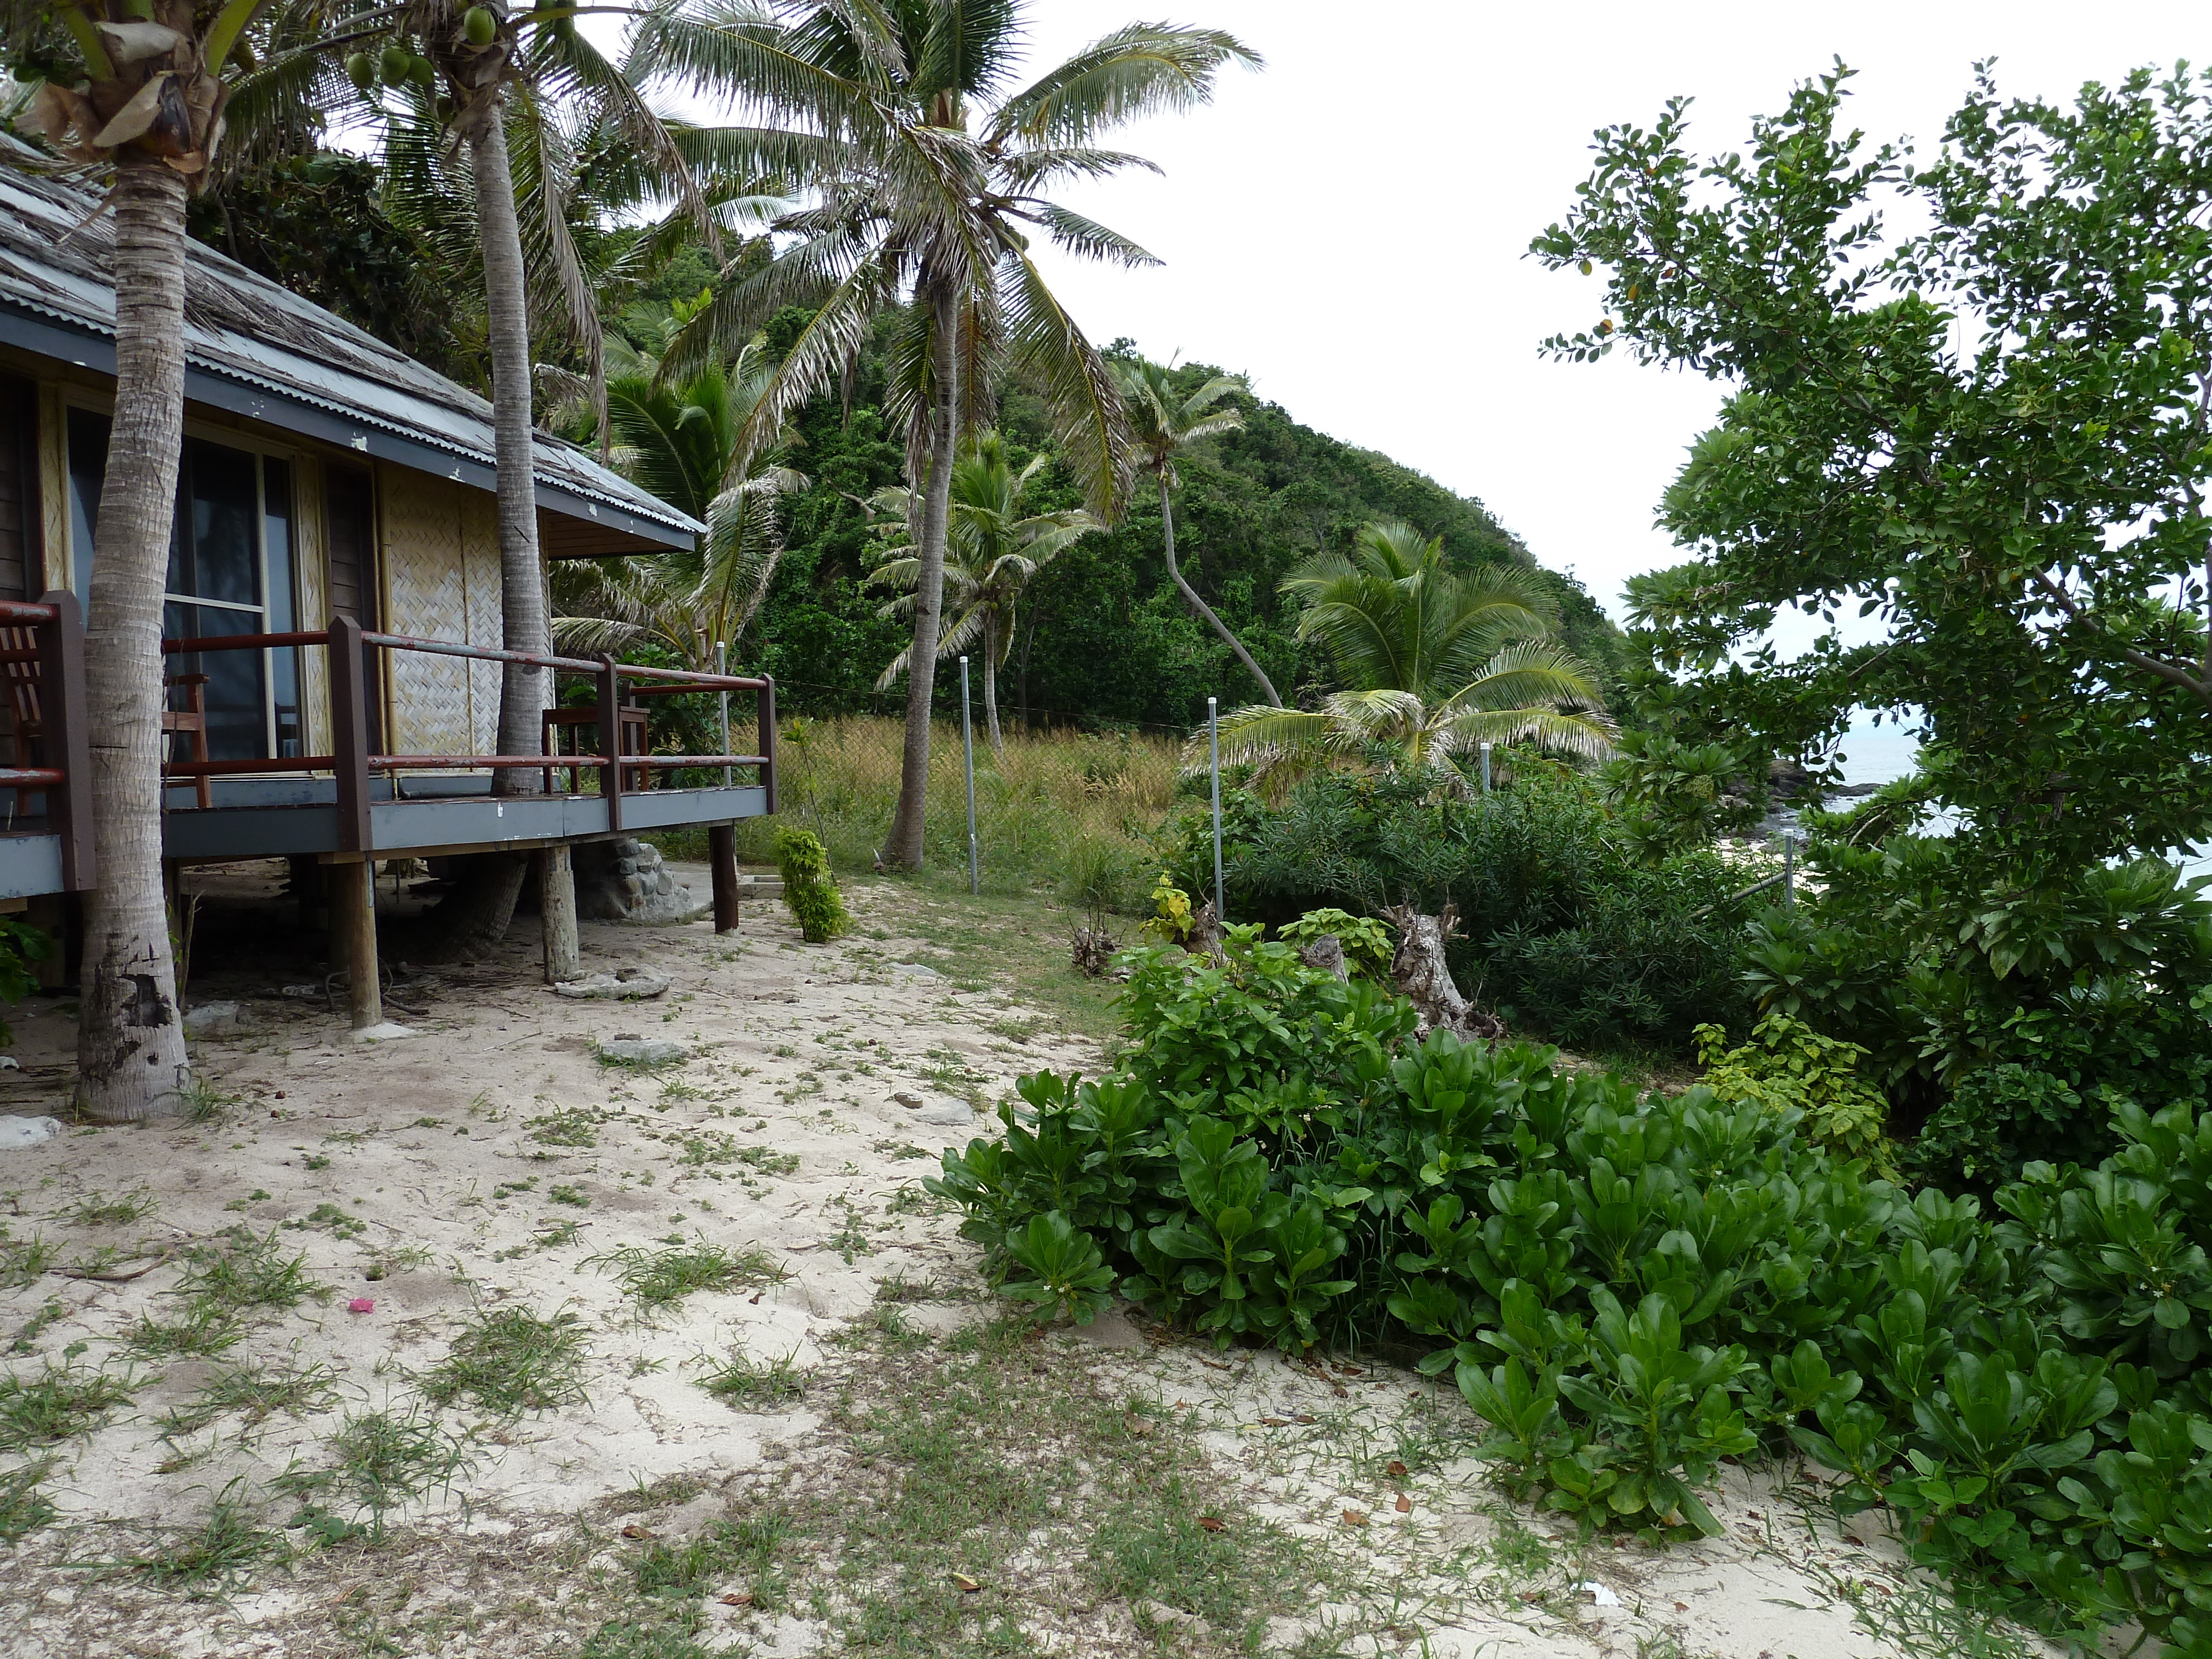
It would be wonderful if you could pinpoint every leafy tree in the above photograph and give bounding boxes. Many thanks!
[552,328,806,669]
[6,0,280,1119]
[635,0,1258,866]
[865,432,1098,753]
[1213,520,1614,794]
[1533,62,2212,877]
[1113,354,1278,705]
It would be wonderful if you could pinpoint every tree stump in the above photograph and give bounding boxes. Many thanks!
[1382,902,1506,1041]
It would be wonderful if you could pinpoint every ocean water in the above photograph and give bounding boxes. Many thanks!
[1819,714,2209,883]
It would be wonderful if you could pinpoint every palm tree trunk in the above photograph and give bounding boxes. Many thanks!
[469,109,549,796]
[1159,477,1279,707]
[883,280,959,868]
[982,612,1004,756]
[77,165,191,1121]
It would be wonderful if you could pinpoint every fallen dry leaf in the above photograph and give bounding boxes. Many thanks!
[950,1572,982,1594]
[1197,1516,1227,1533]
[1125,1416,1155,1438]
[1673,1601,1689,1613]
[1386,1460,1408,1478]
[1259,1416,1289,1427]
[620,1525,655,1540]
[1394,1494,1412,1514]
[1340,1509,1368,1527]
[1198,1357,1233,1371]
[719,1592,754,1607]
[1293,1413,1317,1425]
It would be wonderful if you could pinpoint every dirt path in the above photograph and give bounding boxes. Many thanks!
[0,867,2039,1659]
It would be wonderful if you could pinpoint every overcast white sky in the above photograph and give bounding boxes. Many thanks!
[999,1,2209,624]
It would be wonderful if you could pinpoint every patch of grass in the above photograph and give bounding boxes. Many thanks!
[492,1178,539,1201]
[634,1511,790,1608]
[578,1619,717,1659]
[364,1243,437,1281]
[732,1146,799,1177]
[549,1184,591,1208]
[0,1456,58,1543]
[287,1201,369,1241]
[126,1302,246,1360]
[275,1404,475,1540]
[180,1077,238,1125]
[0,1360,137,1451]
[66,1188,158,1227]
[741,1316,1318,1653]
[592,1240,785,1313]
[698,1349,806,1410]
[302,1154,332,1171]
[157,1360,344,1437]
[529,1107,603,1149]
[173,1228,328,1316]
[130,1479,288,1594]
[0,1232,57,1289]
[420,1307,589,1418]
[9,1296,67,1355]
[870,1140,931,1162]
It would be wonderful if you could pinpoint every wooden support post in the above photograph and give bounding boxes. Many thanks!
[331,858,382,1031]
[709,823,740,935]
[328,614,372,854]
[36,589,92,890]
[758,676,777,814]
[541,844,580,983]
[596,654,624,832]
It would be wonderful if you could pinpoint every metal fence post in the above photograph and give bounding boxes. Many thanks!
[716,641,731,788]
[1783,832,1796,909]
[1209,695,1224,924]
[1480,740,1493,794]
[960,655,979,896]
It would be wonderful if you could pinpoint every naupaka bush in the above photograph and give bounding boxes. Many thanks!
[927,925,2212,1652]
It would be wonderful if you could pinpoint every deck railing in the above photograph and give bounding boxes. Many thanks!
[159,614,776,852]
[0,593,93,890]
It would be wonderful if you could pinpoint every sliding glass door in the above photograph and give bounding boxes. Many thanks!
[66,409,301,761]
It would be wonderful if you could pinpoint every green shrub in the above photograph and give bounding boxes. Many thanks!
[771,827,849,943]
[1693,1013,1894,1176]
[928,940,2212,1640]
[1275,907,1394,980]
[1165,769,1754,1052]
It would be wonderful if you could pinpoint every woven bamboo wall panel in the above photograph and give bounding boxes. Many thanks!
[460,486,502,755]
[380,472,473,755]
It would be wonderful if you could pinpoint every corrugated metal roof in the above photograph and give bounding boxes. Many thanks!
[0,149,702,550]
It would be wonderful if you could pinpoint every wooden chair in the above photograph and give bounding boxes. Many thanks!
[164,674,211,809]
[0,637,211,812]
[541,703,649,794]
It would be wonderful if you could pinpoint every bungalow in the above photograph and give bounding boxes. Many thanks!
[0,149,773,1025]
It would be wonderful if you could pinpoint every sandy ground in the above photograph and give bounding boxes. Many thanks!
[0,860,2038,1659]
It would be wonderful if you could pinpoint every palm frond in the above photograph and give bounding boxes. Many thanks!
[988,23,1260,145]
[998,248,1128,519]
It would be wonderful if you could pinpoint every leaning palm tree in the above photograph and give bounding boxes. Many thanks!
[552,332,805,669]
[1113,355,1279,706]
[633,0,1259,867]
[8,0,281,1119]
[1211,520,1615,795]
[866,433,1098,753]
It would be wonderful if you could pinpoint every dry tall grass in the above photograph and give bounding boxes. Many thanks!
[724,715,1183,908]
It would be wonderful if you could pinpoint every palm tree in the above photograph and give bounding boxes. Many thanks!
[8,0,279,1120]
[1112,355,1279,706]
[633,0,1259,867]
[866,433,1098,753]
[552,331,805,668]
[1211,520,1616,794]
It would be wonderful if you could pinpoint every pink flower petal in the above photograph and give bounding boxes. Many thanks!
[347,1297,375,1313]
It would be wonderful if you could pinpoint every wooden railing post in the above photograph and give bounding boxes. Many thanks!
[327,614,371,854]
[597,654,623,832]
[36,591,92,891]
[758,675,776,815]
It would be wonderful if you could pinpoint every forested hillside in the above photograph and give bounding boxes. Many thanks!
[190,178,1626,732]
[737,308,1629,729]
